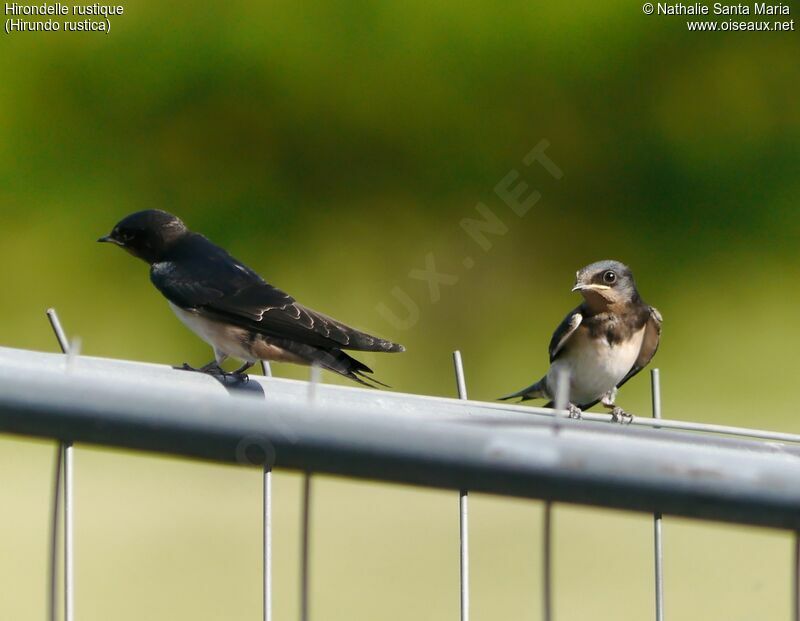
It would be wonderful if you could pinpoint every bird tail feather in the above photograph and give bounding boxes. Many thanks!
[498,378,547,402]
[306,347,391,388]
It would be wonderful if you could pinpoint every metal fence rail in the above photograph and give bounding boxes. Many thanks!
[2,345,800,529]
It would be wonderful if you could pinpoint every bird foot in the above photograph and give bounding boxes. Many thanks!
[177,361,219,373]
[610,406,633,424]
[567,404,583,419]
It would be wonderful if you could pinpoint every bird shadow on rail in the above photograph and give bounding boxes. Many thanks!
[172,366,267,399]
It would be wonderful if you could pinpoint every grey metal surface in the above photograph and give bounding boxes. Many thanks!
[3,345,800,528]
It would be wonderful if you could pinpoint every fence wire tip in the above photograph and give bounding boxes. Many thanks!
[46,308,70,354]
[452,350,468,401]
[307,363,322,404]
[553,367,570,412]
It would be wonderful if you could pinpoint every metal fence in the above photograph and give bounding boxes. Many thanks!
[1,311,800,621]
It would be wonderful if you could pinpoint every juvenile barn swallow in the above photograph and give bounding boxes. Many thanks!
[98,210,404,385]
[501,260,662,421]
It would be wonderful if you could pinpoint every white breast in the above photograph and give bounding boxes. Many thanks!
[169,302,255,364]
[168,302,308,366]
[547,327,645,406]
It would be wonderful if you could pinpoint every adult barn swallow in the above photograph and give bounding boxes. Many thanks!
[501,260,661,420]
[99,210,404,385]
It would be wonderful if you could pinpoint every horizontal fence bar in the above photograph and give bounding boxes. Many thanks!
[2,346,800,529]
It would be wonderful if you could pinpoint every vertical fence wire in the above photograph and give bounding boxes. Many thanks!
[452,351,470,621]
[794,534,799,621]
[542,505,553,621]
[46,309,69,354]
[651,369,664,621]
[45,308,74,621]
[63,440,74,621]
[263,466,273,621]
[261,361,273,621]
[48,440,62,621]
[300,364,320,621]
[544,368,569,621]
[300,475,312,621]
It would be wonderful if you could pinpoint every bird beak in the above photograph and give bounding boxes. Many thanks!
[97,235,121,245]
[572,283,610,293]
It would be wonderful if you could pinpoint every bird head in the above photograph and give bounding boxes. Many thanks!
[571,260,639,310]
[98,210,188,264]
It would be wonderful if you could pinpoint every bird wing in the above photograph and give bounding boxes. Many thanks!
[616,306,663,389]
[212,285,404,352]
[548,308,583,362]
[151,234,403,353]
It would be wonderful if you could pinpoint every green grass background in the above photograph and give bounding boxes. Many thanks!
[1,2,799,619]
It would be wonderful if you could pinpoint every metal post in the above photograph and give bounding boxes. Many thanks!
[45,309,74,621]
[261,361,273,621]
[651,369,664,621]
[452,351,469,621]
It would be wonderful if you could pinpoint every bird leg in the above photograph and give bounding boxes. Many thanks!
[229,362,254,382]
[601,389,633,424]
[567,403,583,419]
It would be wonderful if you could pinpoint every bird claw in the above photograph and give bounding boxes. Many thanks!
[567,404,583,419]
[211,368,250,384]
[610,407,633,424]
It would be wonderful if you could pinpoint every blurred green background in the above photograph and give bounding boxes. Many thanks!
[1,2,799,619]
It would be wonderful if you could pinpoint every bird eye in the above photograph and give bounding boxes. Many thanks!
[603,270,616,284]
